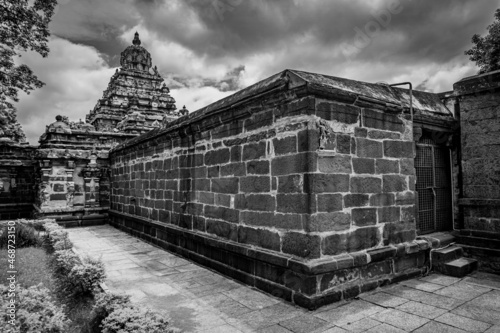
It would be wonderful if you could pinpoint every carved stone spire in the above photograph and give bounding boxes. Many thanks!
[133,31,141,46]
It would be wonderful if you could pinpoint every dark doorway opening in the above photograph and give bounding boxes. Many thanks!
[415,131,453,234]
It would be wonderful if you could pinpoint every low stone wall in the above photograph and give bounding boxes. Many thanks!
[109,70,430,307]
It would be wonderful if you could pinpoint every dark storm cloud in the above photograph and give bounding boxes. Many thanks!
[50,0,500,71]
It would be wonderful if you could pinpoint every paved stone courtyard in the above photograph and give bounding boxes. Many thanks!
[67,225,500,333]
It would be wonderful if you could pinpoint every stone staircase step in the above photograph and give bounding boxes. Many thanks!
[432,245,463,264]
[454,235,500,250]
[442,258,478,278]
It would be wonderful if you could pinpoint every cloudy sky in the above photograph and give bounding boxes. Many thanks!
[15,0,500,144]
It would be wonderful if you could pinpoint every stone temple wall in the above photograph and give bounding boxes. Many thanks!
[0,143,36,220]
[453,70,500,272]
[455,71,500,234]
[108,70,430,308]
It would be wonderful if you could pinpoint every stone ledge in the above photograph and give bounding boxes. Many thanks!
[459,198,500,207]
[109,210,430,309]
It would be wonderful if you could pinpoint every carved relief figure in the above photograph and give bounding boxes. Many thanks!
[66,182,75,207]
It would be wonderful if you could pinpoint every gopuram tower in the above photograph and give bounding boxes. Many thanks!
[86,32,178,134]
[30,32,180,223]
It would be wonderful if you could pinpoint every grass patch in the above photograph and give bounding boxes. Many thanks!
[0,247,55,289]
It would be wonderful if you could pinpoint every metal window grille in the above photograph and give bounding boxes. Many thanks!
[415,133,452,234]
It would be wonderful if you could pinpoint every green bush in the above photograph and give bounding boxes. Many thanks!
[92,292,177,333]
[0,284,70,333]
[0,221,43,248]
[51,249,105,298]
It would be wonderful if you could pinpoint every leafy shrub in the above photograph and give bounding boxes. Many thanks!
[0,284,70,333]
[0,221,43,248]
[51,249,105,298]
[92,292,177,333]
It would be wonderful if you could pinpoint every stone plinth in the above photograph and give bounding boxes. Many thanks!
[108,70,441,308]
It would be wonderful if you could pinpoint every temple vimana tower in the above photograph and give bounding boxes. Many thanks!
[1,32,500,309]
[1,32,181,223]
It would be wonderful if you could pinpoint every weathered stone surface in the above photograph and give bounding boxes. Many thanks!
[318,154,352,173]
[282,232,321,258]
[352,208,377,226]
[344,194,370,208]
[353,158,375,174]
[350,177,382,193]
[309,212,351,232]
[356,138,383,158]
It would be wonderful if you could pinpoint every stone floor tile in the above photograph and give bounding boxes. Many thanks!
[484,325,500,333]
[400,279,445,292]
[157,256,192,267]
[340,317,381,332]
[465,277,500,291]
[175,263,204,272]
[223,286,281,310]
[279,315,329,333]
[451,303,500,325]
[234,310,281,330]
[360,291,409,308]
[419,274,462,286]
[257,325,294,333]
[369,308,429,331]
[435,312,492,333]
[384,285,466,310]
[434,282,491,301]
[468,290,500,311]
[364,323,405,333]
[105,262,141,271]
[67,226,500,333]
[139,259,171,271]
[321,327,349,333]
[413,321,468,333]
[314,300,385,326]
[396,300,448,319]
[256,303,305,322]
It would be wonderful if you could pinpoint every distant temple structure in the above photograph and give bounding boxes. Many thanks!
[0,32,180,224]
[1,33,499,309]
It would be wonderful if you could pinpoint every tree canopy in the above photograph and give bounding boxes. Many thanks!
[465,9,500,74]
[0,0,57,142]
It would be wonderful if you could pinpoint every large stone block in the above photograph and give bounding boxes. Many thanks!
[363,108,405,133]
[211,178,239,194]
[240,176,271,193]
[247,160,270,174]
[317,194,343,212]
[272,153,316,176]
[353,158,375,174]
[204,205,239,223]
[235,194,276,212]
[309,212,351,232]
[273,136,297,155]
[350,177,382,193]
[220,163,246,177]
[352,208,377,226]
[383,141,414,158]
[305,173,350,193]
[238,226,280,251]
[318,154,352,173]
[205,148,230,165]
[356,138,383,158]
[282,231,321,258]
[369,193,395,206]
[383,175,407,192]
[344,194,370,208]
[206,219,238,241]
[278,174,303,193]
[243,142,267,160]
[316,101,360,124]
[378,206,400,223]
[277,194,312,214]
